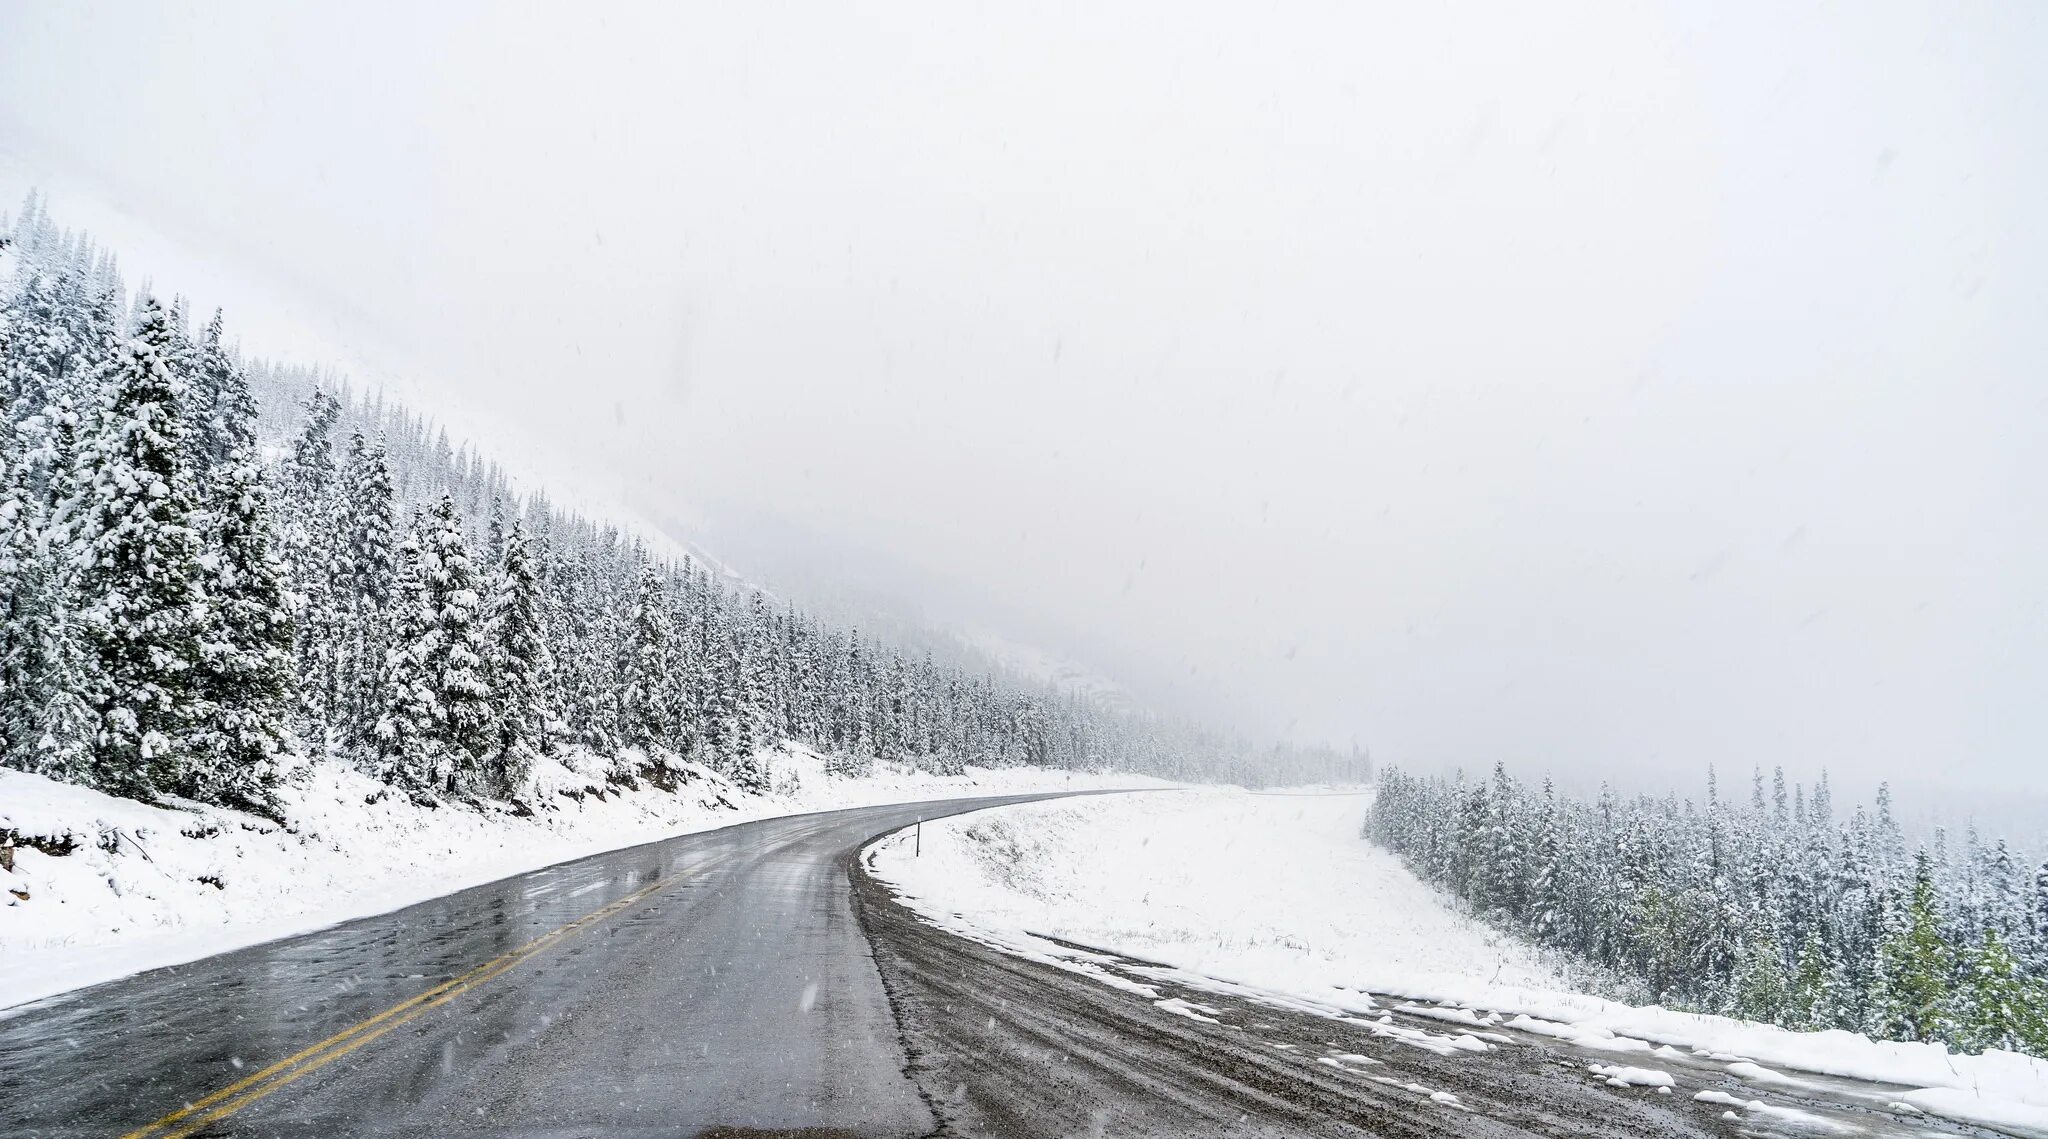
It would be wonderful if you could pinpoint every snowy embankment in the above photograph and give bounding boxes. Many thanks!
[0,746,1159,1011]
[865,789,2048,1137]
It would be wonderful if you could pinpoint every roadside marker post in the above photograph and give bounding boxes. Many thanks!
[916,818,922,857]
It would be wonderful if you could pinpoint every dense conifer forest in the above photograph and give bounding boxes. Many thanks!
[0,194,1351,816]
[1368,763,2048,1058]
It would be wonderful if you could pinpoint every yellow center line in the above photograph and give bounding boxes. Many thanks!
[119,870,684,1139]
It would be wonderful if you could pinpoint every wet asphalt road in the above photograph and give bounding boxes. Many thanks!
[0,793,2018,1139]
[0,794,1067,1139]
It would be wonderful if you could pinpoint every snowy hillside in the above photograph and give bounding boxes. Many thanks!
[866,790,2048,1136]
[2,189,1340,835]
[0,163,1193,761]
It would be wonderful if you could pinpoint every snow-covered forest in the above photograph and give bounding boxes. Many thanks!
[0,194,1348,817]
[1367,763,2048,1058]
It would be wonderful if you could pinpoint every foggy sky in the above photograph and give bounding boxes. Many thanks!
[2,1,2043,800]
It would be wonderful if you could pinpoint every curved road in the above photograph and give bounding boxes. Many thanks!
[0,793,2006,1139]
[1,795,1056,1139]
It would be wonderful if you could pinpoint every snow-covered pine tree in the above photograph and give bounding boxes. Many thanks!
[184,313,297,813]
[1982,838,2027,945]
[66,295,211,798]
[415,493,493,793]
[659,580,695,756]
[584,554,626,756]
[828,630,871,772]
[335,432,397,750]
[1526,777,1571,945]
[280,390,343,742]
[0,430,98,781]
[2,269,74,422]
[620,562,675,756]
[372,517,437,793]
[543,546,598,750]
[1730,928,1792,1025]
[0,264,98,780]
[1788,925,1834,1031]
[0,443,38,760]
[2031,859,2048,980]
[1952,928,2045,1055]
[1814,950,1861,1032]
[482,520,554,795]
[1476,761,1525,920]
[741,591,778,756]
[698,598,765,790]
[186,309,238,473]
[874,652,909,765]
[784,603,818,742]
[1873,851,1956,1044]
[483,497,507,569]
[567,552,620,755]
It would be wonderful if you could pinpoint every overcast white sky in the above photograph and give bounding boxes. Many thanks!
[2,1,2043,799]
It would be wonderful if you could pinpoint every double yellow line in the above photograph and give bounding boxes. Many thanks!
[121,872,680,1139]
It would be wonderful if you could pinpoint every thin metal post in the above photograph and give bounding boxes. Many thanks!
[915,818,922,857]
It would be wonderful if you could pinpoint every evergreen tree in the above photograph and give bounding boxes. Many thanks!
[1954,928,2045,1055]
[1981,839,2026,943]
[702,608,765,789]
[280,390,342,740]
[371,521,436,792]
[741,591,778,754]
[1475,761,1525,919]
[1788,926,1833,1031]
[0,264,97,780]
[368,500,493,795]
[334,433,397,749]
[187,310,239,472]
[660,584,696,753]
[2030,859,2048,980]
[1815,952,1860,1032]
[0,444,96,781]
[1527,778,1571,945]
[1874,851,1956,1044]
[185,327,296,813]
[619,563,675,754]
[415,494,493,792]
[1,269,77,421]
[482,521,553,794]
[66,296,209,798]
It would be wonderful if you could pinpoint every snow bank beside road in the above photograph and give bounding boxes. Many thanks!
[867,789,2048,1137]
[0,746,1157,1011]
[872,786,1557,1003]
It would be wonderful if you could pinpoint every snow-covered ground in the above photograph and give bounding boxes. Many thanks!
[866,788,2048,1137]
[0,745,1162,1012]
